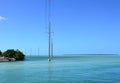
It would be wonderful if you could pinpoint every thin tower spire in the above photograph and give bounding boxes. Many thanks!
[48,0,51,62]
[51,38,53,58]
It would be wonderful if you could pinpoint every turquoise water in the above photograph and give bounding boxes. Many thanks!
[0,55,120,83]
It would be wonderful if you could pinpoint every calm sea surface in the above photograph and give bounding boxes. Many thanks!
[0,55,120,83]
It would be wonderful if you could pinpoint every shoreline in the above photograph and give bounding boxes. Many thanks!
[0,57,16,62]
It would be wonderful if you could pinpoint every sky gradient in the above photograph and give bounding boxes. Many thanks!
[0,0,120,55]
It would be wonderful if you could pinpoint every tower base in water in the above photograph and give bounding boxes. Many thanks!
[48,58,51,62]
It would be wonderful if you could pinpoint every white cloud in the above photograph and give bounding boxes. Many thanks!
[0,16,7,21]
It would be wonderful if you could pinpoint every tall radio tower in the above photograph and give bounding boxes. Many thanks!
[47,0,52,62]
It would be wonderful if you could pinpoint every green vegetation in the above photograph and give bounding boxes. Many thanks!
[0,50,2,56]
[1,49,25,61]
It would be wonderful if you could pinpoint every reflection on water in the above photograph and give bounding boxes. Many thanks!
[0,55,120,83]
[47,62,52,83]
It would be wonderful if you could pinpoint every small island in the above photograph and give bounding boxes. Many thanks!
[0,49,25,62]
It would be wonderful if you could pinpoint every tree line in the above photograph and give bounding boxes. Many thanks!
[0,49,25,60]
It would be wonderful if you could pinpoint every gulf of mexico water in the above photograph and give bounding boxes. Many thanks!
[0,54,120,83]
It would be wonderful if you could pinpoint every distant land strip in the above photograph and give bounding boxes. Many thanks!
[64,54,120,55]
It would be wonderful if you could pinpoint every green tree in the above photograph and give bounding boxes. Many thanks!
[0,50,2,56]
[2,49,15,58]
[14,49,25,60]
[2,49,25,60]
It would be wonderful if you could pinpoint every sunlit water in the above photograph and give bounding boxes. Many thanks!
[0,55,120,83]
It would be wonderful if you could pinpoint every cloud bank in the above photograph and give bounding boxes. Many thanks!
[0,16,7,21]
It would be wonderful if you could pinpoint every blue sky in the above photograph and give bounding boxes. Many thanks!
[0,0,120,55]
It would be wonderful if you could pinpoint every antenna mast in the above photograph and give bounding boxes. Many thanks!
[48,0,51,62]
[51,38,53,58]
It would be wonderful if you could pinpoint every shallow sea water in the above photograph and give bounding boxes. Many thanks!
[0,55,120,83]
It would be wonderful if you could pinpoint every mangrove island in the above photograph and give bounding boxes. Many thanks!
[0,49,25,62]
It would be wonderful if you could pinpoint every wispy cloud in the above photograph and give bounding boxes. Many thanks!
[0,16,7,21]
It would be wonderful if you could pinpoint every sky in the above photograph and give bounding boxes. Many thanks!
[0,0,120,55]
